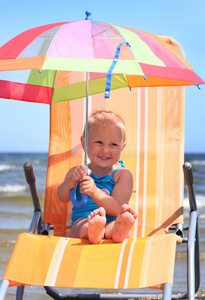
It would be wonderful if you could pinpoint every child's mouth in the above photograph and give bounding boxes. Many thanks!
[98,156,110,161]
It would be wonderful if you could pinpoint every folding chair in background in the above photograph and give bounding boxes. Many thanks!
[0,40,200,300]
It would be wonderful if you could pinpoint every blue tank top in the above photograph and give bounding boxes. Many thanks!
[71,166,122,226]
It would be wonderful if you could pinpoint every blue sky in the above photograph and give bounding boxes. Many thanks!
[0,0,204,153]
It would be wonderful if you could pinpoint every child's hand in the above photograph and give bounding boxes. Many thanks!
[79,176,97,197]
[71,165,88,182]
[58,165,91,203]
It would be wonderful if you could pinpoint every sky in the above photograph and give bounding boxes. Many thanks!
[0,0,204,153]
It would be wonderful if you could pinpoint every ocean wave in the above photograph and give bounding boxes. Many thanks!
[0,184,26,193]
[200,214,205,220]
[0,220,30,230]
[0,164,15,172]
[183,195,205,209]
[0,228,29,236]
[0,239,16,247]
[31,159,44,165]
[190,160,205,166]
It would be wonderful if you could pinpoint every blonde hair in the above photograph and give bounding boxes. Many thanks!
[83,110,126,142]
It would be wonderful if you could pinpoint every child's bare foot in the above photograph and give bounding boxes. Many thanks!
[88,207,106,244]
[112,204,137,243]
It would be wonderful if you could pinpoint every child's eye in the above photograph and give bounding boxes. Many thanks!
[110,143,118,147]
[95,141,102,144]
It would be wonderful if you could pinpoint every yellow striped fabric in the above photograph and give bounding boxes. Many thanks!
[3,232,180,288]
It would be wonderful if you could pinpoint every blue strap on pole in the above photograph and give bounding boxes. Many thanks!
[105,42,130,99]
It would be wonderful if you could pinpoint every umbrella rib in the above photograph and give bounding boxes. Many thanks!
[122,74,131,90]
[91,25,113,38]
[41,23,71,69]
[110,24,147,79]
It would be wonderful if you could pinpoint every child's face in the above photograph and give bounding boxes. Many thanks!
[81,122,126,170]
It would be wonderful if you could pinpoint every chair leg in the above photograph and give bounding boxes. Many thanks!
[187,211,198,300]
[16,286,25,300]
[0,279,9,300]
[163,282,172,300]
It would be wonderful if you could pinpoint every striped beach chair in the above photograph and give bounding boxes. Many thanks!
[0,41,200,300]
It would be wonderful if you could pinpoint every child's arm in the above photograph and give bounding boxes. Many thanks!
[79,168,133,216]
[57,165,87,202]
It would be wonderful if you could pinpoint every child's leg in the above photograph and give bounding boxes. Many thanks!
[105,204,137,243]
[69,218,88,239]
[88,207,106,244]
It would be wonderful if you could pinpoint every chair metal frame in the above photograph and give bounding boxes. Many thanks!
[0,162,200,300]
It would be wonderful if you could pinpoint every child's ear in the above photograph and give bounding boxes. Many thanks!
[122,141,127,151]
[81,135,85,150]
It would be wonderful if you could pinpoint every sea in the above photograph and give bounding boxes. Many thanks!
[0,152,204,299]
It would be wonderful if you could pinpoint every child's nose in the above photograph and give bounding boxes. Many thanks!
[101,145,110,153]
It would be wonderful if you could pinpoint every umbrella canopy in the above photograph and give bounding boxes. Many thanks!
[0,12,204,105]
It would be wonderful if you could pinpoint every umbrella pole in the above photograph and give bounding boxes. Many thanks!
[84,72,89,166]
[70,72,89,209]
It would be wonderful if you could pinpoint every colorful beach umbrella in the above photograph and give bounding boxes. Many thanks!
[0,11,204,106]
